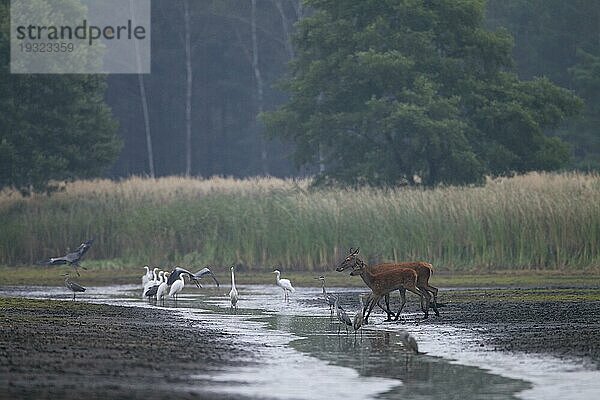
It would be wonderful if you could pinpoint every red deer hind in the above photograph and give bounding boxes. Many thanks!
[336,248,439,321]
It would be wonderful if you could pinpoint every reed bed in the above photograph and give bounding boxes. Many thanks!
[0,173,598,271]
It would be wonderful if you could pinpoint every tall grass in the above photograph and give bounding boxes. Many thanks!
[0,173,598,271]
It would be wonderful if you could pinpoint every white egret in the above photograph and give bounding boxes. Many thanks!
[143,267,159,298]
[144,271,164,301]
[229,265,239,311]
[156,272,169,306]
[141,265,152,288]
[63,273,86,301]
[169,273,186,305]
[273,270,295,301]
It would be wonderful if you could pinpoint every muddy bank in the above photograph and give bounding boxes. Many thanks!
[368,288,600,368]
[0,298,254,400]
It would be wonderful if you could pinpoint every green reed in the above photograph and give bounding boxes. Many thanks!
[0,173,598,271]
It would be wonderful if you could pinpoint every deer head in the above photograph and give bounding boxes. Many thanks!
[335,247,360,272]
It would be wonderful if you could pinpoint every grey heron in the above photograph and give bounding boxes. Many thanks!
[36,239,94,276]
[63,273,86,301]
[315,276,336,315]
[334,296,352,334]
[273,269,295,301]
[353,294,365,336]
[229,265,239,311]
[166,266,220,288]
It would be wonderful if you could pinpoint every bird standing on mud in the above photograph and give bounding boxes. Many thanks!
[273,269,295,301]
[63,273,86,301]
[36,239,94,276]
[229,265,239,311]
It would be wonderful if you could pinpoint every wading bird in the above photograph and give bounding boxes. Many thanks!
[169,274,186,305]
[166,266,220,288]
[141,265,152,288]
[36,239,94,276]
[353,294,366,336]
[273,269,295,301]
[143,267,159,298]
[398,330,420,354]
[229,265,239,311]
[334,295,353,334]
[63,273,86,301]
[156,272,169,306]
[315,276,336,315]
[144,271,164,302]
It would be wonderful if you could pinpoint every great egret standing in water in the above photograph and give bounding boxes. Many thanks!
[229,265,239,311]
[273,270,295,301]
[169,274,186,306]
[156,272,169,306]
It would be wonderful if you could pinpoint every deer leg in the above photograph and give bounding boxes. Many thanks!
[427,285,440,316]
[384,294,393,321]
[407,287,429,319]
[394,287,407,321]
[364,295,380,324]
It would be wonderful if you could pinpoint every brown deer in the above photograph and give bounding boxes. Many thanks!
[336,248,439,320]
[375,261,439,316]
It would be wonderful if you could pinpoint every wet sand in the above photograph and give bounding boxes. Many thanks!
[0,298,253,400]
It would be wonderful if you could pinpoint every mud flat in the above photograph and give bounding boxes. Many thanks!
[412,288,600,367]
[0,298,254,400]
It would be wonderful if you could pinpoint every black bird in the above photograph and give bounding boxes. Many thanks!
[63,273,86,301]
[36,239,94,276]
[166,266,220,288]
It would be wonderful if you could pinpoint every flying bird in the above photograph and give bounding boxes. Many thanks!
[166,266,220,288]
[36,239,94,276]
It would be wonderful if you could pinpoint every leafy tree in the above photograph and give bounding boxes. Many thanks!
[264,0,582,186]
[0,0,121,194]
